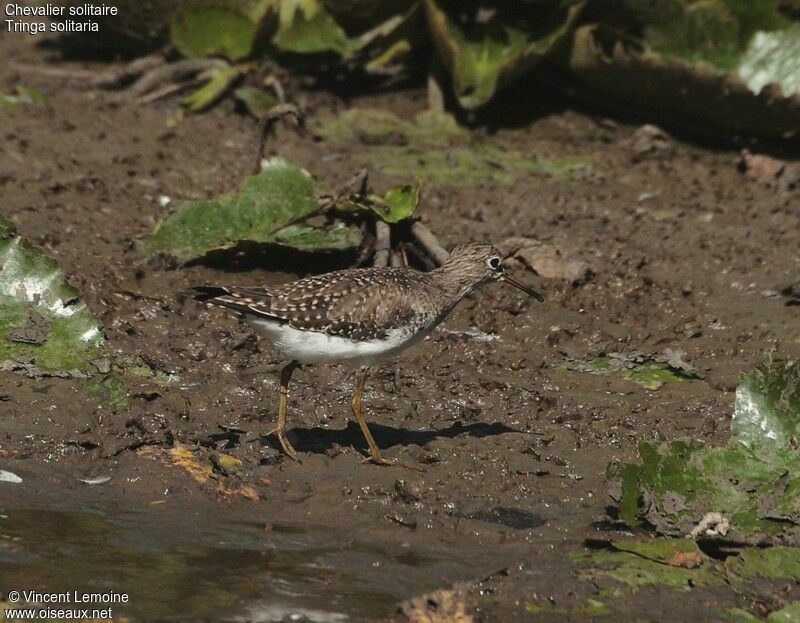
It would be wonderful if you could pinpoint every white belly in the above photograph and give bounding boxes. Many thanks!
[248,318,427,366]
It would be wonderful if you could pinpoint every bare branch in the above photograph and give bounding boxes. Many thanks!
[11,53,165,89]
[373,220,390,267]
[253,103,306,174]
[318,168,368,212]
[411,222,449,265]
[127,58,226,98]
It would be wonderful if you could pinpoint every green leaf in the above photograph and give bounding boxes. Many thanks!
[0,87,45,109]
[272,0,359,56]
[147,157,330,259]
[737,24,800,98]
[767,603,800,622]
[181,65,246,113]
[568,352,699,390]
[0,216,105,373]
[272,0,423,74]
[732,360,800,450]
[381,183,420,222]
[356,2,423,74]
[572,541,723,592]
[725,547,800,583]
[233,86,279,118]
[86,374,131,413]
[171,7,264,61]
[272,222,362,251]
[609,360,800,544]
[423,0,585,109]
[573,539,800,601]
[338,182,421,223]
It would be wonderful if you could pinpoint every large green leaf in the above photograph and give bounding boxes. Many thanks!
[608,360,800,544]
[233,86,279,118]
[147,157,360,259]
[272,0,359,56]
[568,3,800,140]
[272,223,362,250]
[271,0,422,72]
[572,539,800,601]
[171,3,271,61]
[0,216,105,373]
[181,64,247,113]
[737,24,800,98]
[732,360,800,449]
[423,0,585,109]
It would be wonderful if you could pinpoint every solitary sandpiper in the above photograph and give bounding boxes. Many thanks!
[194,242,542,465]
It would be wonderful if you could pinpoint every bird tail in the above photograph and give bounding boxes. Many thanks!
[191,286,231,302]
[190,285,276,319]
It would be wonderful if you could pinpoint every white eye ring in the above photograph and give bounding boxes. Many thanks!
[488,257,501,270]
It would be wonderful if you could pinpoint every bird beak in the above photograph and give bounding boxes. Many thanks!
[501,273,544,301]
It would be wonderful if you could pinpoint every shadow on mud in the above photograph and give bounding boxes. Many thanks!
[265,420,518,456]
[184,243,360,275]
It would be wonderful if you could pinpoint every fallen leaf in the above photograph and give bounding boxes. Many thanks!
[0,215,106,374]
[500,237,590,282]
[148,157,360,259]
[423,0,585,110]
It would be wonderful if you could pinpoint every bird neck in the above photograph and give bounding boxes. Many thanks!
[430,265,479,306]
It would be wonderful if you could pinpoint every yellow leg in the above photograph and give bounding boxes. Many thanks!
[267,360,300,461]
[351,368,392,466]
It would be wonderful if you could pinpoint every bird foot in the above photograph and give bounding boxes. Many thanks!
[266,427,300,462]
[362,454,394,467]
[361,454,426,472]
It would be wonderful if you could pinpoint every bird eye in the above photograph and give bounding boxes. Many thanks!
[488,257,502,270]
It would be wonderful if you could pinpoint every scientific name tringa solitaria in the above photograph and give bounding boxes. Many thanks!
[194,242,542,465]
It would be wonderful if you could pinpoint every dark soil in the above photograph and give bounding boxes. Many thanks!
[1,29,799,623]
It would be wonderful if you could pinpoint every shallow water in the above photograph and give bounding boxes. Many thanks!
[0,505,476,622]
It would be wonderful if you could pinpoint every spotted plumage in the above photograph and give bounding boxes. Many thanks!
[193,242,543,464]
[195,267,437,342]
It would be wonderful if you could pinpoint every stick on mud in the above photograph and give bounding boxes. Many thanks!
[373,220,390,267]
[411,222,449,265]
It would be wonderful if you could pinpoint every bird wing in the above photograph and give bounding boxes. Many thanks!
[194,268,425,340]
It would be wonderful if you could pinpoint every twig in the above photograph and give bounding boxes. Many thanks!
[319,168,368,212]
[11,53,165,89]
[138,79,200,104]
[105,436,166,458]
[253,103,305,174]
[127,58,225,98]
[390,244,407,267]
[373,220,390,267]
[262,73,286,103]
[427,71,445,112]
[404,240,437,271]
[354,225,375,267]
[411,222,449,265]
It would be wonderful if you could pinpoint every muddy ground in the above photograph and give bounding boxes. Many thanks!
[2,28,800,623]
